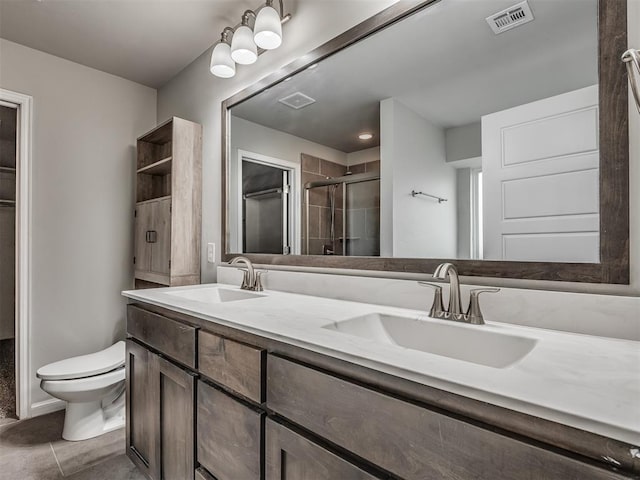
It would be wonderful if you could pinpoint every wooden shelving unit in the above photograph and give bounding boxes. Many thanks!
[134,117,202,287]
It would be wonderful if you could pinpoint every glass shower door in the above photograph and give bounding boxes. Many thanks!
[344,179,380,256]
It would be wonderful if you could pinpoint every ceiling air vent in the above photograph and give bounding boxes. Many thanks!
[278,92,316,110]
[486,1,534,35]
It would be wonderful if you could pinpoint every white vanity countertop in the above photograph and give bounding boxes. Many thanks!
[122,284,640,446]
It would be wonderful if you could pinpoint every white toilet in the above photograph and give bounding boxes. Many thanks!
[36,341,126,441]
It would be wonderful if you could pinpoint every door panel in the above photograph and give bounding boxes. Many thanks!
[151,198,171,275]
[150,354,195,480]
[482,85,599,262]
[125,340,153,477]
[197,381,263,480]
[134,203,153,274]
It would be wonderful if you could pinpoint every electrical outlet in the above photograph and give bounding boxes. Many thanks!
[207,243,215,263]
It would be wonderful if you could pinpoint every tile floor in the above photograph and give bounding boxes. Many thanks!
[0,410,145,479]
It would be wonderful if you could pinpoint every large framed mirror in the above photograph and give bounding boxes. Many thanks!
[222,0,629,283]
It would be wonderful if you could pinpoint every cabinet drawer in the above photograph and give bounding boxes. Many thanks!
[266,419,379,480]
[197,381,263,480]
[198,330,264,403]
[127,305,196,369]
[267,355,629,480]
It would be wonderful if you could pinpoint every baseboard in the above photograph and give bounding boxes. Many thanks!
[30,398,65,417]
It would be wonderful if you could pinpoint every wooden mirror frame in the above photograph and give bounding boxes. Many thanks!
[222,0,629,284]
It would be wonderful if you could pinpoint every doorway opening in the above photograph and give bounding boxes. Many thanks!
[0,89,33,421]
[237,151,300,255]
[0,102,17,423]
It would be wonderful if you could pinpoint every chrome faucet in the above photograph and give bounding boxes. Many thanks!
[419,263,499,325]
[433,263,463,318]
[229,256,264,291]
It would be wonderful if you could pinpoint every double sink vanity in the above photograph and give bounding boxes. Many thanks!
[122,266,640,480]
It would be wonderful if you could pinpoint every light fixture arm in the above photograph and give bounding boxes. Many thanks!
[220,27,234,44]
[265,0,286,20]
[242,9,257,26]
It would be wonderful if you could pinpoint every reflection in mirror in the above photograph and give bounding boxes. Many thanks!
[228,0,599,263]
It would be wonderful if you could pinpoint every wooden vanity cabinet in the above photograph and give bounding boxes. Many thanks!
[126,303,638,480]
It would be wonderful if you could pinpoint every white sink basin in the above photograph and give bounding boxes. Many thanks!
[324,313,537,368]
[165,286,265,303]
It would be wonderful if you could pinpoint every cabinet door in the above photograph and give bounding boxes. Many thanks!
[150,197,171,275]
[125,340,153,478]
[197,381,263,480]
[134,203,153,274]
[265,419,379,480]
[150,354,195,480]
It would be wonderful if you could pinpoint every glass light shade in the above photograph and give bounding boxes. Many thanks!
[210,42,236,78]
[254,5,282,50]
[231,25,258,65]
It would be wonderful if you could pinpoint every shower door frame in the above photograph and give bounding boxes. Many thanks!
[0,89,33,419]
[304,172,380,257]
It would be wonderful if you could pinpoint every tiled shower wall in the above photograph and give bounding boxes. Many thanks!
[301,153,380,256]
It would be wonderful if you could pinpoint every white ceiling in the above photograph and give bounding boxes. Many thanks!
[0,0,270,88]
[231,0,598,152]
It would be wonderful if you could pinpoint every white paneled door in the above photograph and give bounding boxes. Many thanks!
[482,85,599,263]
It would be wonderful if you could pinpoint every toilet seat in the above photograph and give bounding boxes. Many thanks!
[37,341,125,381]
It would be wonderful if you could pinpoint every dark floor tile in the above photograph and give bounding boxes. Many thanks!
[51,427,125,476]
[0,410,64,448]
[0,443,63,480]
[65,454,146,480]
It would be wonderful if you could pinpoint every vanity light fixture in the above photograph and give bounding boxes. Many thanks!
[210,0,291,78]
[358,133,373,140]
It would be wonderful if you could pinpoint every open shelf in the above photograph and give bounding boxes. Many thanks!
[136,195,171,206]
[137,157,172,175]
[0,199,16,206]
[0,166,16,174]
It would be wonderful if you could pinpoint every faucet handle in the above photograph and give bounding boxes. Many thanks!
[467,288,500,325]
[236,267,251,290]
[418,282,445,318]
[254,270,267,292]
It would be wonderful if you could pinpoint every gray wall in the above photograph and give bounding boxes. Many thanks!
[445,122,481,163]
[0,39,157,410]
[380,98,457,258]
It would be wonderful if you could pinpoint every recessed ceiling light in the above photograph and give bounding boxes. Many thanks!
[358,133,373,140]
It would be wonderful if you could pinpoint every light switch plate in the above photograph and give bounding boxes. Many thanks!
[207,243,215,263]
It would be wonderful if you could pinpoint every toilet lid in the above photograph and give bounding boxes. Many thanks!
[37,341,126,381]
